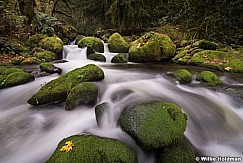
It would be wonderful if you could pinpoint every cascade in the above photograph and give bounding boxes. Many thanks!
[0,44,242,163]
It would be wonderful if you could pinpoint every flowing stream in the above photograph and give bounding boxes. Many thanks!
[0,44,243,163]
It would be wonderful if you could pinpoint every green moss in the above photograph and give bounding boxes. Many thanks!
[119,102,187,149]
[172,49,190,62]
[95,102,109,127]
[46,135,138,163]
[0,66,9,75]
[0,75,6,88]
[4,67,23,75]
[196,71,221,85]
[78,37,104,53]
[4,72,34,87]
[28,34,47,46]
[75,35,85,45]
[61,24,77,41]
[21,57,42,65]
[33,51,56,62]
[87,53,106,62]
[128,32,176,63]
[157,137,195,163]
[28,64,104,106]
[108,33,130,53]
[174,69,192,84]
[39,62,62,74]
[111,53,128,63]
[39,36,64,54]
[192,40,218,50]
[224,59,243,73]
[65,82,99,110]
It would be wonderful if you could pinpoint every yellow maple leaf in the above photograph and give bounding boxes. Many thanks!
[60,140,74,152]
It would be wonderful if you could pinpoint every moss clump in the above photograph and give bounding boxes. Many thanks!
[157,137,195,163]
[39,62,62,74]
[39,36,64,54]
[108,33,130,53]
[27,64,104,106]
[87,53,106,62]
[196,71,221,85]
[128,32,176,63]
[192,40,218,50]
[119,102,187,149]
[34,51,57,62]
[60,24,77,41]
[65,82,99,110]
[95,102,109,127]
[75,35,85,45]
[224,59,243,73]
[46,135,138,163]
[111,53,128,63]
[78,37,104,53]
[4,72,35,87]
[174,69,192,84]
[28,34,47,47]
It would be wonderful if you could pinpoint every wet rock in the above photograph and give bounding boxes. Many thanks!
[46,134,138,163]
[65,82,99,110]
[27,64,104,106]
[111,53,128,63]
[77,36,104,53]
[173,69,192,84]
[95,102,109,127]
[87,53,106,62]
[119,102,187,149]
[39,62,62,74]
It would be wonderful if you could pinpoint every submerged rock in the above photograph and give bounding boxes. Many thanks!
[65,82,99,110]
[95,102,109,127]
[78,37,104,53]
[128,32,176,63]
[27,64,104,106]
[108,33,130,53]
[46,134,138,163]
[157,137,195,163]
[173,69,192,84]
[119,102,187,149]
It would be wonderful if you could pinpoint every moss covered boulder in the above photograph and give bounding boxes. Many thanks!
[111,53,128,63]
[128,32,176,63]
[27,64,104,106]
[65,82,99,110]
[87,53,106,62]
[39,62,62,74]
[78,37,104,53]
[39,36,64,55]
[28,34,47,48]
[119,102,187,149]
[46,134,138,163]
[108,33,129,53]
[192,40,218,50]
[4,72,35,88]
[196,71,221,86]
[34,51,57,62]
[173,69,192,84]
[60,24,77,42]
[95,102,109,127]
[157,137,195,163]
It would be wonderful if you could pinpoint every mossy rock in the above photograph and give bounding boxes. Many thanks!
[119,102,187,149]
[196,71,221,85]
[224,59,243,73]
[39,62,62,74]
[157,137,195,163]
[108,33,129,53]
[75,35,85,45]
[34,51,57,62]
[87,53,106,62]
[39,36,64,55]
[1,67,23,75]
[27,64,104,106]
[128,32,176,63]
[95,102,109,127]
[20,57,42,65]
[4,72,35,87]
[192,40,218,50]
[46,134,138,163]
[173,69,192,84]
[65,82,99,110]
[111,53,128,63]
[28,34,47,47]
[78,37,104,53]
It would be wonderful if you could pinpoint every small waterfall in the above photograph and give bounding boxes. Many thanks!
[62,45,87,60]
